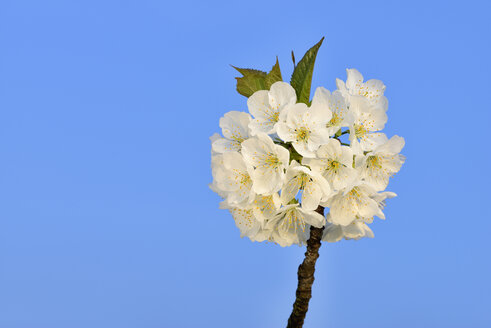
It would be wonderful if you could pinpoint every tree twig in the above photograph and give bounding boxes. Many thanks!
[286,206,325,328]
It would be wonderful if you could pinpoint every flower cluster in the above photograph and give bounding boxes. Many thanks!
[210,69,405,246]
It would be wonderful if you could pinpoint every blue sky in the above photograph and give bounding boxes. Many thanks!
[1,0,490,327]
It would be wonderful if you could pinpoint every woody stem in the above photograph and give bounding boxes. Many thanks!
[286,206,325,328]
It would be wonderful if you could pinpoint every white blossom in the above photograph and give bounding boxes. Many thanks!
[312,87,352,136]
[214,151,255,207]
[209,134,224,191]
[251,193,281,222]
[336,68,388,111]
[348,95,388,152]
[241,133,290,194]
[356,135,406,191]
[322,219,374,242]
[247,82,297,135]
[210,66,404,245]
[280,160,331,211]
[212,111,252,153]
[209,154,228,199]
[276,101,331,158]
[210,133,222,155]
[224,205,272,242]
[231,207,262,238]
[371,191,397,220]
[324,182,383,226]
[220,200,275,242]
[303,139,358,191]
[266,204,325,247]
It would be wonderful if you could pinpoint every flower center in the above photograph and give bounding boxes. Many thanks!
[230,133,245,143]
[346,187,369,210]
[295,127,310,142]
[366,156,382,169]
[296,173,311,189]
[232,208,255,229]
[240,173,251,185]
[354,124,368,138]
[269,111,279,123]
[263,152,281,169]
[327,159,341,173]
[284,208,305,232]
[327,113,340,128]
[254,195,276,216]
[348,187,361,198]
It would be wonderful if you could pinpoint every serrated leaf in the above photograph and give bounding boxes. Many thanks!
[235,74,267,98]
[232,58,283,98]
[265,57,283,88]
[232,66,267,77]
[290,37,324,104]
[232,66,267,98]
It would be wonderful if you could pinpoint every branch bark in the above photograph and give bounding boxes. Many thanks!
[286,206,325,328]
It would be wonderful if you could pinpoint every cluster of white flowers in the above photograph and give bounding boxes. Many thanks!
[210,69,405,246]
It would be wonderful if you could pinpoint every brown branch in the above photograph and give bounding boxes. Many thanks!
[286,206,325,328]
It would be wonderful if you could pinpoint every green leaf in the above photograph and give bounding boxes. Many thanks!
[232,66,267,77]
[232,66,267,98]
[290,37,325,104]
[265,57,283,88]
[232,58,283,98]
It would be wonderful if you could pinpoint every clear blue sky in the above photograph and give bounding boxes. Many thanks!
[1,0,490,327]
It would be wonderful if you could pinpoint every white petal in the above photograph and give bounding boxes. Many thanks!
[301,157,322,175]
[249,117,276,135]
[319,138,341,158]
[241,137,268,167]
[360,133,388,151]
[322,223,343,242]
[222,151,247,171]
[311,110,332,127]
[298,208,325,228]
[276,122,295,143]
[329,207,355,226]
[212,138,240,153]
[375,135,405,154]
[339,145,354,167]
[315,175,332,201]
[364,79,386,102]
[268,82,296,110]
[285,103,309,126]
[247,90,270,119]
[219,111,251,140]
[293,141,316,158]
[311,86,331,108]
[281,175,301,205]
[357,197,380,219]
[275,143,290,168]
[230,207,261,238]
[333,165,358,191]
[252,168,283,194]
[247,91,277,135]
[335,78,347,93]
[209,132,221,144]
[302,181,323,211]
[307,129,331,150]
[346,68,364,91]
[310,87,333,124]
